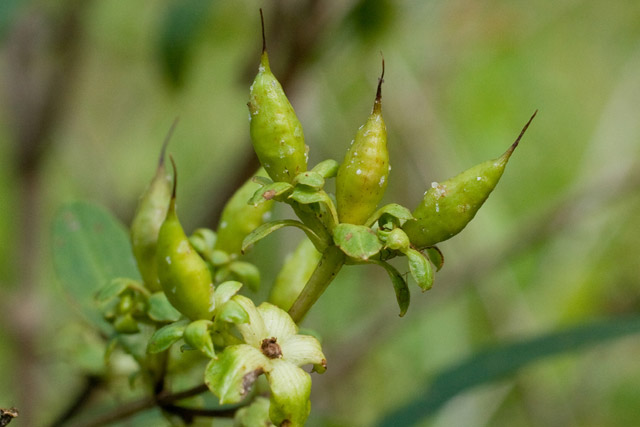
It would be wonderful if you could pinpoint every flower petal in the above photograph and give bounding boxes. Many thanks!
[266,360,311,427]
[258,302,297,341]
[280,334,327,373]
[233,295,266,347]
[204,344,267,404]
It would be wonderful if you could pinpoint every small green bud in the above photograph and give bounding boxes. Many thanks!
[336,60,389,225]
[248,15,307,183]
[157,157,215,321]
[130,121,176,291]
[215,168,273,255]
[385,228,410,252]
[403,112,537,248]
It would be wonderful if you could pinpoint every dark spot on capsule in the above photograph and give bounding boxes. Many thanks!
[345,233,353,241]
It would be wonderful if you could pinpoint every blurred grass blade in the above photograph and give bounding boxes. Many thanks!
[158,0,214,87]
[377,315,640,426]
[52,201,140,329]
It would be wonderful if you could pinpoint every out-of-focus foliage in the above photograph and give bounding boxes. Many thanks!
[1,0,640,425]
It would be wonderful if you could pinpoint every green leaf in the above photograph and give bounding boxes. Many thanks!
[184,320,215,358]
[242,220,326,254]
[425,246,444,271]
[228,261,260,292]
[293,171,325,189]
[252,175,274,186]
[147,292,182,323]
[217,299,250,324]
[333,224,383,260]
[95,278,129,303]
[214,280,243,307]
[364,203,413,228]
[147,319,189,354]
[249,182,293,206]
[289,186,325,204]
[370,260,410,317]
[52,202,141,331]
[377,315,640,426]
[311,159,339,178]
[405,248,434,291]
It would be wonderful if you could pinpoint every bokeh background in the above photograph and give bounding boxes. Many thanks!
[1,0,640,425]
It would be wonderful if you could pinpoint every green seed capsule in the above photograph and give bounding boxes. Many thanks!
[335,61,389,225]
[248,16,307,183]
[403,112,537,249]
[157,157,215,321]
[214,168,273,255]
[130,122,176,291]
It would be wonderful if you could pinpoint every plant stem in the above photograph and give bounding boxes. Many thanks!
[288,245,345,323]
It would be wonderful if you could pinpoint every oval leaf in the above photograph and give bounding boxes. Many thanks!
[370,260,410,317]
[365,203,414,228]
[184,320,215,358]
[293,171,325,189]
[249,182,293,206]
[147,320,189,354]
[333,224,383,260]
[425,246,444,271]
[147,292,182,323]
[405,248,434,291]
[311,159,339,178]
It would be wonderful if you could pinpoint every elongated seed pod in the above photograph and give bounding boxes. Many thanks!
[130,122,176,291]
[157,157,215,320]
[214,168,273,255]
[269,238,322,311]
[335,61,389,225]
[403,111,537,249]
[248,13,307,183]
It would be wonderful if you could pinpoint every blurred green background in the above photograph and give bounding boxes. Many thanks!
[1,0,640,425]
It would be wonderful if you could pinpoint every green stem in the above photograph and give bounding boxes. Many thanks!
[288,245,345,323]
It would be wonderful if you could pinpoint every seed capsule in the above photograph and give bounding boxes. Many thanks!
[157,157,215,320]
[335,60,389,225]
[130,122,176,291]
[248,13,307,183]
[403,111,537,249]
[214,168,273,255]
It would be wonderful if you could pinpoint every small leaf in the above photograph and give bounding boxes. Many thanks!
[405,248,434,291]
[425,246,444,271]
[252,175,273,186]
[293,171,325,189]
[370,260,410,317]
[214,280,243,307]
[95,278,129,303]
[184,320,215,358]
[249,182,293,206]
[147,319,189,354]
[228,261,260,292]
[217,299,250,324]
[189,228,217,254]
[333,224,383,260]
[364,203,414,228]
[242,220,326,254]
[311,159,339,178]
[147,292,182,322]
[289,186,325,204]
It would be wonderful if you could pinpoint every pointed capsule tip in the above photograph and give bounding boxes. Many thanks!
[374,54,385,109]
[169,155,178,201]
[159,117,179,167]
[505,110,537,157]
[259,9,266,54]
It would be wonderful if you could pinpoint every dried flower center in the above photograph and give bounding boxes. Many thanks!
[260,337,282,359]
